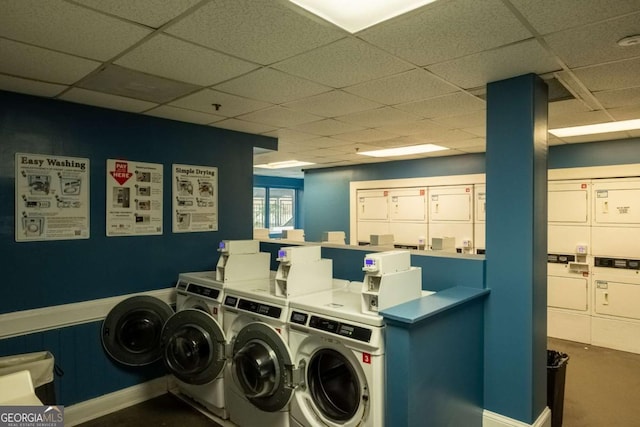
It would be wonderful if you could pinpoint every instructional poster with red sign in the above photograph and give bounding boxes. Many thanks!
[15,152,90,242]
[106,159,163,236]
[172,164,218,233]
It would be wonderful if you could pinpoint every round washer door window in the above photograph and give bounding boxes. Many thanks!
[307,349,361,422]
[102,296,174,366]
[161,309,226,385]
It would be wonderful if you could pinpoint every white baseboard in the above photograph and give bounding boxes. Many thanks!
[484,407,551,427]
[64,376,171,426]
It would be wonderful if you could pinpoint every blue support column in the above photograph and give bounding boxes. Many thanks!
[484,74,548,423]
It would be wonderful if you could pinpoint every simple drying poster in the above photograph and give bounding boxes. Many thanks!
[172,164,218,233]
[106,159,163,237]
[15,152,90,242]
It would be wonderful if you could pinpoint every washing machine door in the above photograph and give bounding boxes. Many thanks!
[231,322,294,412]
[306,348,363,423]
[161,309,226,385]
[102,295,174,366]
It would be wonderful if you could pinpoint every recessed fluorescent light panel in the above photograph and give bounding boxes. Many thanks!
[289,0,439,33]
[254,160,315,169]
[549,119,640,137]
[358,144,449,158]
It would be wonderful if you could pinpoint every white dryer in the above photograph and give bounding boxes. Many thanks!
[287,282,385,427]
[221,279,296,427]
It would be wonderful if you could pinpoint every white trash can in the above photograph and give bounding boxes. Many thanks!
[0,351,57,404]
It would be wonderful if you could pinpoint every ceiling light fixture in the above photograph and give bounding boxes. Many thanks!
[357,144,449,158]
[549,119,640,138]
[288,0,439,33]
[254,160,315,169]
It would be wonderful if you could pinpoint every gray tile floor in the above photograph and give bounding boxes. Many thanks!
[79,339,640,426]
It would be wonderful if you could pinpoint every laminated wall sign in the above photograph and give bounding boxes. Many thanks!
[15,153,90,242]
[106,159,163,236]
[172,164,218,232]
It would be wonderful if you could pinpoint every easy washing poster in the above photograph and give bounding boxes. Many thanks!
[15,153,90,242]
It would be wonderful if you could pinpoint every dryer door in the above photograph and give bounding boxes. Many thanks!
[231,322,294,412]
[102,295,174,366]
[161,309,226,385]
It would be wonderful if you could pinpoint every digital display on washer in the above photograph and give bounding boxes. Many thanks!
[187,283,220,299]
[309,315,372,343]
[224,296,238,307]
[290,311,308,325]
[237,298,282,319]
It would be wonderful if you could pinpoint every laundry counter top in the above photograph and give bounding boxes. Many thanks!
[380,286,490,326]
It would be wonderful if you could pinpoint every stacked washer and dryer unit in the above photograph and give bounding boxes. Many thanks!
[102,239,270,421]
[287,250,423,427]
[547,177,640,354]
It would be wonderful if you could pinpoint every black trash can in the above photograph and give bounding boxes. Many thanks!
[547,350,569,427]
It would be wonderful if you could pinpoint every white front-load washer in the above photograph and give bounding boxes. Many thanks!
[102,271,230,420]
[222,279,295,427]
[172,271,228,419]
[287,282,385,427]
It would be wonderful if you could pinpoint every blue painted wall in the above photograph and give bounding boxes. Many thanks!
[304,138,640,243]
[0,90,276,405]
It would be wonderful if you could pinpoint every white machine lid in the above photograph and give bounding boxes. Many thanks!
[289,283,384,327]
[224,278,288,307]
[178,271,223,289]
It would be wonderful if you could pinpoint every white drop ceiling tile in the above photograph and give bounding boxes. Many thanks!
[548,99,591,116]
[430,111,486,129]
[395,92,486,118]
[115,34,258,86]
[427,39,561,89]
[545,13,640,68]
[303,148,351,158]
[461,126,486,137]
[457,145,486,153]
[73,0,201,29]
[0,39,100,85]
[273,38,413,88]
[238,106,323,128]
[344,69,457,105]
[304,137,361,149]
[629,130,640,138]
[548,110,611,128]
[266,128,318,143]
[165,0,345,65]
[607,105,640,120]
[337,129,400,143]
[59,88,157,112]
[145,105,224,125]
[376,119,450,136]
[509,0,640,35]
[337,107,422,128]
[594,86,640,109]
[291,119,365,136]
[282,90,383,117]
[573,58,640,92]
[211,119,276,135]
[0,75,67,97]
[169,89,271,117]
[0,0,151,61]
[214,68,331,104]
[359,0,532,66]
